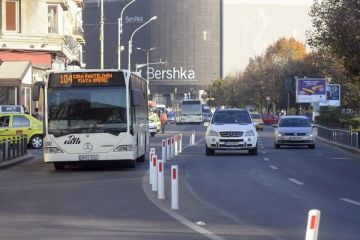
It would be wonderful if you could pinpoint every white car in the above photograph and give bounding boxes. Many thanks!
[149,122,157,137]
[205,108,258,155]
[273,115,315,148]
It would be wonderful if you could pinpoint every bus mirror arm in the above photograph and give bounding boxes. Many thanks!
[32,81,45,101]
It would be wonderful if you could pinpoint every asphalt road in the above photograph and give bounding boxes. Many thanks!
[0,124,359,240]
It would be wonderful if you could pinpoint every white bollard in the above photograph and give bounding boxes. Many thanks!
[149,148,156,184]
[161,139,167,163]
[179,134,182,153]
[166,138,171,160]
[174,135,178,156]
[192,130,196,145]
[157,160,165,199]
[151,155,158,191]
[171,165,179,210]
[305,209,321,240]
[171,137,175,158]
[189,135,192,145]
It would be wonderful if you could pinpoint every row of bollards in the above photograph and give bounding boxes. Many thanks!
[0,136,27,162]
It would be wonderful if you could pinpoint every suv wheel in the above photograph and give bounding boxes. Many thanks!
[30,135,43,149]
[308,144,315,149]
[249,145,258,155]
[274,143,280,149]
[205,145,215,156]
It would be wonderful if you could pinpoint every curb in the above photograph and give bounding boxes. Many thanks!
[316,136,360,155]
[0,154,34,170]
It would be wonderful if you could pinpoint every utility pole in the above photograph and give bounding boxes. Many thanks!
[100,0,104,69]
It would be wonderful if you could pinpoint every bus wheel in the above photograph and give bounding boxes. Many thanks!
[54,163,65,170]
[127,160,136,168]
[137,154,145,162]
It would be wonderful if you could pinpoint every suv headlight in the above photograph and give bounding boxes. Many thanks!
[277,132,284,137]
[244,130,255,136]
[208,130,219,137]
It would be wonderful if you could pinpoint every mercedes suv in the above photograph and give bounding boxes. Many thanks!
[205,108,258,155]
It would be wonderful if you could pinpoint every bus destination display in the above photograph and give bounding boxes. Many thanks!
[49,72,125,87]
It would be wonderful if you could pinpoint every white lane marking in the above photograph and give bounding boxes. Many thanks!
[264,157,270,161]
[142,175,225,240]
[288,178,304,186]
[261,151,266,154]
[269,165,278,170]
[339,198,360,207]
[332,157,350,160]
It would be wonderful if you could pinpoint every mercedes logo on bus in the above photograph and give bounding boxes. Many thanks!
[83,143,93,152]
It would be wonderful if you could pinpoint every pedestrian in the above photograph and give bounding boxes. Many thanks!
[22,105,30,114]
[32,107,43,121]
[160,111,167,133]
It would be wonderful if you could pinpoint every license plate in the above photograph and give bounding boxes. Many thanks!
[225,142,239,146]
[289,137,301,140]
[79,155,99,160]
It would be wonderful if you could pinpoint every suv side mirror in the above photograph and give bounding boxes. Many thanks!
[204,122,209,127]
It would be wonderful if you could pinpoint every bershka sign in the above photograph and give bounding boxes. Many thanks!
[148,67,195,80]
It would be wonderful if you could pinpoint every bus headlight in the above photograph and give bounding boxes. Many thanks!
[113,145,134,152]
[44,147,64,154]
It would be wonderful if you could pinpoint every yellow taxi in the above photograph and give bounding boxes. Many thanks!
[250,112,264,131]
[149,112,161,137]
[0,113,43,149]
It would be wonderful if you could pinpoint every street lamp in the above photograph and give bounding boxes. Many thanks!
[118,0,136,69]
[136,47,155,81]
[128,16,157,71]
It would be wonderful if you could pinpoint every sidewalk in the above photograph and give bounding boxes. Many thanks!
[0,154,34,170]
[316,136,360,155]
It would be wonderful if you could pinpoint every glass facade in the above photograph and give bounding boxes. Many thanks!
[83,0,221,104]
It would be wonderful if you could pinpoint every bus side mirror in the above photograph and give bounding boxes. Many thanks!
[131,89,140,106]
[32,81,45,101]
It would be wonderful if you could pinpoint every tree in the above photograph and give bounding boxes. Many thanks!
[308,0,360,78]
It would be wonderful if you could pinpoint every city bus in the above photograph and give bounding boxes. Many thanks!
[175,99,203,124]
[32,69,148,170]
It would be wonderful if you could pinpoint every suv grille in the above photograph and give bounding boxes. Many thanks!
[219,131,243,137]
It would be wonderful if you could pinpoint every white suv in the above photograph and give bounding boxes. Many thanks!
[205,108,258,155]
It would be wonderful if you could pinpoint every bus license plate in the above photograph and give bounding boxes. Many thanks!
[79,155,99,161]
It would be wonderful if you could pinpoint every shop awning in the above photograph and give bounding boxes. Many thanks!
[0,61,31,86]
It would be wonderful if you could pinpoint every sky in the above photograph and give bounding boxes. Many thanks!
[223,0,314,76]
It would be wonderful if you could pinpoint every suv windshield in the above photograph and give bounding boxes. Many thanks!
[212,110,251,124]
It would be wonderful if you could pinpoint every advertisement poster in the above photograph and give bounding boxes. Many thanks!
[319,84,341,107]
[296,78,327,103]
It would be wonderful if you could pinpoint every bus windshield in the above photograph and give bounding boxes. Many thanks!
[181,101,202,114]
[48,86,127,137]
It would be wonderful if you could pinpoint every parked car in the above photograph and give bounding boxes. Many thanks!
[149,112,160,137]
[273,115,315,149]
[250,113,264,131]
[262,114,279,125]
[205,108,258,155]
[0,112,43,149]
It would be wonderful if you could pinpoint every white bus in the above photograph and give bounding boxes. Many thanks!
[32,69,149,170]
[175,99,203,124]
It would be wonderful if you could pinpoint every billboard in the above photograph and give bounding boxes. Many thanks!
[296,78,327,103]
[319,84,341,107]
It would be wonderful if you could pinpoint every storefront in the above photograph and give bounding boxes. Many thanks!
[0,61,32,111]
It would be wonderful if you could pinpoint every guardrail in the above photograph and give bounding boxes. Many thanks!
[0,136,28,162]
[316,126,359,149]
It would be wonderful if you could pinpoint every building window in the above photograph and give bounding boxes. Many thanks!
[48,5,58,34]
[5,0,20,32]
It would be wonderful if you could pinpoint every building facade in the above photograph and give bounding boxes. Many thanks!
[83,0,222,106]
[0,0,85,111]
